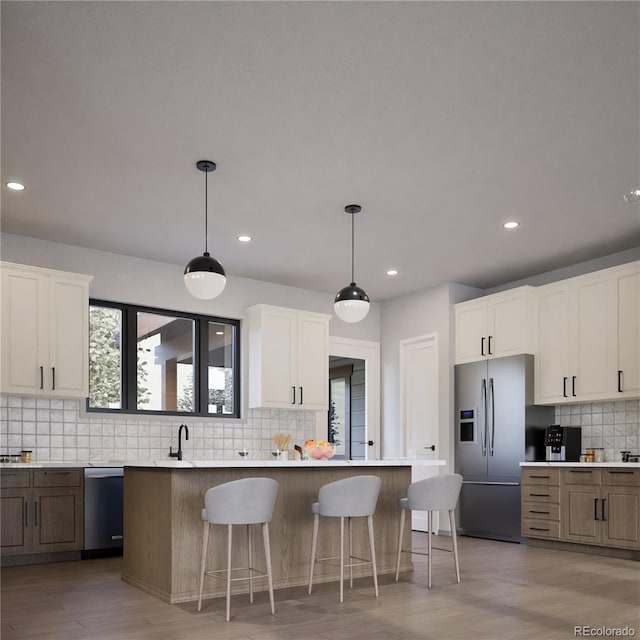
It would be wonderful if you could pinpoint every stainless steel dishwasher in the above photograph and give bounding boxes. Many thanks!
[82,467,124,558]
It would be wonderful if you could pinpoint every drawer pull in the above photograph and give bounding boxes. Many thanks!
[529,510,550,515]
[529,526,550,532]
[608,470,634,475]
[569,470,593,474]
[530,493,550,497]
[529,475,551,479]
[43,471,71,475]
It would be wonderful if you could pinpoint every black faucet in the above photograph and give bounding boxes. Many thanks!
[169,424,189,461]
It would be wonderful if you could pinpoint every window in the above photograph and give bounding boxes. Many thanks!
[88,300,240,417]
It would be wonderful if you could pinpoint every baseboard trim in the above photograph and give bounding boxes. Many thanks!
[524,538,640,561]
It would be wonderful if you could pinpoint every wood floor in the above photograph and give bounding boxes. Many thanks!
[1,534,639,640]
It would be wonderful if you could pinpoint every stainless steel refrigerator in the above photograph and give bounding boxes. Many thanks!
[454,354,554,541]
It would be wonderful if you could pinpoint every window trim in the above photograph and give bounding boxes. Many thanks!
[88,299,241,418]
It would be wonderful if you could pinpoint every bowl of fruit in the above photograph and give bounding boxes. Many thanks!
[304,440,335,460]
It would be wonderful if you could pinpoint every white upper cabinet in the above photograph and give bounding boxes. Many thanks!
[1,262,93,398]
[246,304,330,410]
[454,287,536,364]
[535,262,639,404]
[610,262,640,398]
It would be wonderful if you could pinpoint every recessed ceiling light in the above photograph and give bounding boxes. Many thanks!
[623,189,640,204]
[237,235,252,242]
[5,181,25,191]
[503,221,520,229]
[386,269,399,276]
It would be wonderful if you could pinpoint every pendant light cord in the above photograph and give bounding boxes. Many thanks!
[351,209,355,284]
[204,166,209,254]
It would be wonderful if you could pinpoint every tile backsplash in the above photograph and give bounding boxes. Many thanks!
[555,400,640,462]
[0,396,316,462]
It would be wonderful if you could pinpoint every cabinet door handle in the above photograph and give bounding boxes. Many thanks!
[24,501,28,527]
[291,386,296,404]
[563,377,568,398]
[424,445,436,451]
[40,366,44,390]
[594,498,599,521]
[488,335,493,355]
[34,501,38,527]
[481,337,486,356]
[52,367,56,390]
[572,376,576,397]
[299,386,303,405]
[601,498,607,521]
[618,370,623,393]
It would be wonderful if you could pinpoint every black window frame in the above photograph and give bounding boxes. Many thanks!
[87,299,241,418]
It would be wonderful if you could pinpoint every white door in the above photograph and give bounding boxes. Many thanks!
[327,337,380,460]
[400,333,439,532]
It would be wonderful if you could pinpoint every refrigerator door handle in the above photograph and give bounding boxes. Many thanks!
[481,378,487,456]
[489,377,495,456]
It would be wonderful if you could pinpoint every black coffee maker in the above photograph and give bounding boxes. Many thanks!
[545,425,581,462]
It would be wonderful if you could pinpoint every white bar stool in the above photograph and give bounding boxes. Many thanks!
[395,473,463,588]
[197,477,278,621]
[308,475,381,603]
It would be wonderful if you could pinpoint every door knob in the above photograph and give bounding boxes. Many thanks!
[367,440,374,446]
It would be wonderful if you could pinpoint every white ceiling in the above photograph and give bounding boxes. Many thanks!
[2,1,639,301]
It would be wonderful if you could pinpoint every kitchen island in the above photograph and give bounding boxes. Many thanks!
[122,459,445,604]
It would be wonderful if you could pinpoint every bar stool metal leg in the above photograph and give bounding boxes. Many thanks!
[263,522,275,615]
[308,513,319,594]
[198,521,209,612]
[348,517,353,589]
[394,507,406,582]
[427,512,433,589]
[367,515,379,597]
[247,524,253,604]
[339,516,345,603]
[449,510,460,583]
[226,524,233,622]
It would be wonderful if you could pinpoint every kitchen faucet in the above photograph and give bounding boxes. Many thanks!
[169,424,189,461]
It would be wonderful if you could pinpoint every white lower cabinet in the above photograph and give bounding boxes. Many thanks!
[247,304,330,410]
[1,262,92,398]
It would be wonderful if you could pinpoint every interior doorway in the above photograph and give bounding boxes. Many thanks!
[329,357,366,459]
[327,337,380,460]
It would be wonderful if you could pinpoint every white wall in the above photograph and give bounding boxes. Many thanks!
[0,232,381,342]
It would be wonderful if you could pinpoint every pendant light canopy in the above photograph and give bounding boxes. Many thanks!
[334,204,370,323]
[184,160,227,299]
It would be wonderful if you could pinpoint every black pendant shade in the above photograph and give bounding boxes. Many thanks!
[334,204,370,323]
[183,160,227,299]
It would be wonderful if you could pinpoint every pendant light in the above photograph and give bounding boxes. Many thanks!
[334,204,370,323]
[184,160,227,299]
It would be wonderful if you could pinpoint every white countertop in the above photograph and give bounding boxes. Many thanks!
[520,461,640,469]
[1,458,446,470]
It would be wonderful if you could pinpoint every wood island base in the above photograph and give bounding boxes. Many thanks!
[122,464,415,604]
